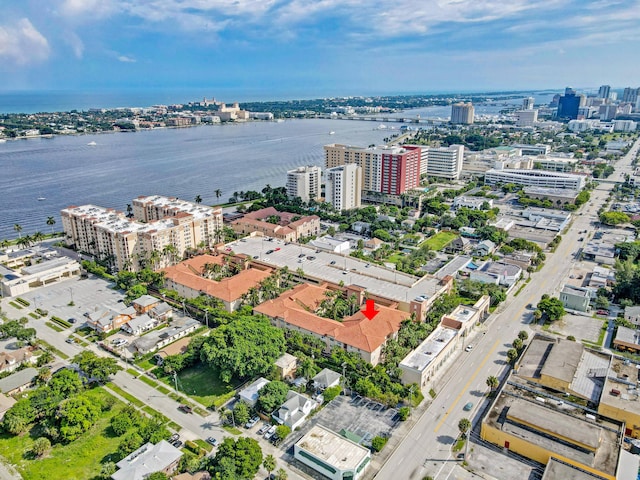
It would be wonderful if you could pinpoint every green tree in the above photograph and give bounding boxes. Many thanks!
[512,338,523,351]
[46,216,56,234]
[458,418,471,438]
[2,399,36,434]
[486,375,499,391]
[596,295,610,309]
[507,348,519,364]
[200,315,286,383]
[233,401,251,426]
[100,461,116,478]
[147,473,168,480]
[210,437,263,479]
[322,385,342,403]
[263,454,276,476]
[398,406,411,421]
[257,381,289,413]
[73,351,121,383]
[275,468,288,480]
[536,297,566,322]
[371,436,388,452]
[275,424,291,441]
[36,366,52,385]
[118,431,144,457]
[57,394,101,442]
[599,211,630,225]
[517,330,529,341]
[32,437,51,457]
[111,413,133,436]
[533,309,542,322]
[48,369,84,397]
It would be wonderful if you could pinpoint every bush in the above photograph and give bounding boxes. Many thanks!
[15,298,30,307]
[371,436,388,452]
[51,316,71,328]
[322,385,342,403]
[275,424,291,441]
[398,406,410,421]
[185,440,206,457]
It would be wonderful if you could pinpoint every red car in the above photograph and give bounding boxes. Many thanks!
[596,310,609,316]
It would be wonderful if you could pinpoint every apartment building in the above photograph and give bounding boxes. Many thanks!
[230,207,320,242]
[423,145,464,180]
[61,196,223,272]
[286,165,321,204]
[450,102,474,124]
[325,164,362,211]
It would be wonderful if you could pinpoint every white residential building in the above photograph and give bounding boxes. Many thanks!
[424,145,464,180]
[484,169,585,190]
[516,109,538,127]
[451,102,474,124]
[325,164,361,211]
[286,166,321,204]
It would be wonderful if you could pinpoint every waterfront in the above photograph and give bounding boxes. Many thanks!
[0,119,391,239]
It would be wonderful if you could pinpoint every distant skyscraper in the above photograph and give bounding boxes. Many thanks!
[516,110,538,127]
[598,85,611,99]
[522,97,535,110]
[557,87,582,120]
[451,102,474,124]
[286,165,321,204]
[622,87,639,104]
[325,164,361,211]
[599,104,618,121]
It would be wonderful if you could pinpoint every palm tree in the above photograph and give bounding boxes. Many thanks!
[458,417,472,459]
[33,231,45,244]
[46,216,56,234]
[214,189,222,202]
[194,195,202,204]
[275,468,288,480]
[149,249,161,270]
[13,224,22,238]
[486,375,499,392]
[263,455,276,478]
[126,204,133,218]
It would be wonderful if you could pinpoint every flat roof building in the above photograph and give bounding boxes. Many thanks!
[286,166,321,204]
[424,145,464,180]
[399,325,458,388]
[294,425,371,480]
[484,169,586,190]
[451,102,474,124]
[325,163,362,211]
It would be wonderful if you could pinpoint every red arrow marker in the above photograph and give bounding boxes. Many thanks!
[362,299,379,321]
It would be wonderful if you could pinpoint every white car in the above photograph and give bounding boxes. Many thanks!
[465,345,473,352]
[264,426,277,440]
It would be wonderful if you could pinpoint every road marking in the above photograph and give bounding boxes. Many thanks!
[434,339,500,434]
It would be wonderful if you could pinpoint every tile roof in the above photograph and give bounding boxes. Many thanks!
[255,283,408,353]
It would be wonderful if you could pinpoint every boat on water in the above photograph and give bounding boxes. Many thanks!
[329,131,335,135]
[0,139,6,143]
[87,141,97,146]
[376,124,387,130]
[37,197,46,201]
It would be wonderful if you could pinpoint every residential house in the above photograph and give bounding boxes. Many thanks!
[132,295,160,315]
[0,346,36,374]
[473,240,496,256]
[111,440,182,480]
[471,261,522,286]
[0,367,38,395]
[364,238,384,251]
[121,314,157,335]
[444,237,471,255]
[274,353,297,380]
[499,251,534,269]
[238,377,270,407]
[149,302,173,321]
[131,318,199,354]
[86,306,136,333]
[0,393,16,420]
[312,368,341,391]
[625,306,640,327]
[560,285,591,313]
[613,326,640,354]
[272,390,318,430]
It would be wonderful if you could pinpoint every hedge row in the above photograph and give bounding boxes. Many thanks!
[15,298,30,307]
[50,316,71,328]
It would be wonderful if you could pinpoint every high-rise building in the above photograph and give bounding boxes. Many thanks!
[286,165,321,204]
[523,97,535,110]
[598,85,611,99]
[599,104,618,121]
[325,164,362,211]
[556,87,583,120]
[516,110,538,127]
[62,196,222,272]
[422,145,464,180]
[451,102,474,124]
[323,144,421,194]
[622,87,640,104]
[380,146,421,195]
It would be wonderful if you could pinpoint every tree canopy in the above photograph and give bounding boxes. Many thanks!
[536,296,566,322]
[73,351,121,383]
[257,381,289,413]
[208,436,263,479]
[200,315,285,382]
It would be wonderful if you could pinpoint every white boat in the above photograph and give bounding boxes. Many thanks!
[37,197,46,201]
[329,131,335,135]
[376,124,387,130]
[0,139,6,143]
[87,141,97,146]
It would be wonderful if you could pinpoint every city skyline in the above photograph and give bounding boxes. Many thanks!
[1,0,639,95]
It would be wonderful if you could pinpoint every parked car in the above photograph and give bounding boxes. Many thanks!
[68,318,77,324]
[206,437,219,446]
[65,338,74,344]
[264,426,277,440]
[169,433,180,443]
[171,440,183,448]
[465,345,473,352]
[178,405,193,414]
[298,253,306,258]
[597,310,609,316]
[245,416,259,429]
[257,424,270,436]
[330,261,336,265]
[266,249,274,254]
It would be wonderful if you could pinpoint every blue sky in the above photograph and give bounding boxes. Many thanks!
[1,0,639,96]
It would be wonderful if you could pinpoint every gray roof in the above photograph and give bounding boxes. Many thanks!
[625,306,640,317]
[0,367,37,393]
[239,377,270,404]
[150,302,172,315]
[112,440,182,480]
[312,368,341,387]
[124,314,155,331]
[132,295,159,308]
[540,340,583,384]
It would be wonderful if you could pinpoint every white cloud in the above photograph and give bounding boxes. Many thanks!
[64,30,84,58]
[0,18,50,66]
[59,0,118,18]
[117,54,136,63]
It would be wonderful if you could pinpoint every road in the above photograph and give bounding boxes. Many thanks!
[374,138,640,480]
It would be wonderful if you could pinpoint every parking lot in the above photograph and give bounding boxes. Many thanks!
[543,313,605,343]
[282,394,398,452]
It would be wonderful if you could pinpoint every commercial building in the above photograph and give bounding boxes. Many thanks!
[557,87,585,120]
[0,256,81,297]
[612,326,640,354]
[484,169,585,190]
[559,285,591,312]
[598,357,640,438]
[423,145,464,180]
[523,97,535,110]
[325,164,362,211]
[230,207,320,242]
[399,325,458,388]
[451,102,474,124]
[532,156,579,173]
[522,186,580,205]
[62,196,223,272]
[286,166,321,204]
[294,425,371,480]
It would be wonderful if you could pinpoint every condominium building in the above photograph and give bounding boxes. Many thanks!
[325,164,361,211]
[61,196,222,272]
[522,97,535,110]
[286,165,321,204]
[323,144,420,194]
[423,145,464,180]
[450,102,474,124]
[484,169,585,190]
[598,85,611,99]
[515,109,538,127]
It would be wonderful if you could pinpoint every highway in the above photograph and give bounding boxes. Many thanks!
[374,138,640,480]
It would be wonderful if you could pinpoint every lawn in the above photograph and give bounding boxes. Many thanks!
[160,362,241,408]
[420,231,457,251]
[0,388,122,480]
[384,252,405,264]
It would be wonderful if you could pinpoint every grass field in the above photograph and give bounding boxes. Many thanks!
[0,389,122,480]
[384,252,405,264]
[159,362,241,408]
[420,231,457,251]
